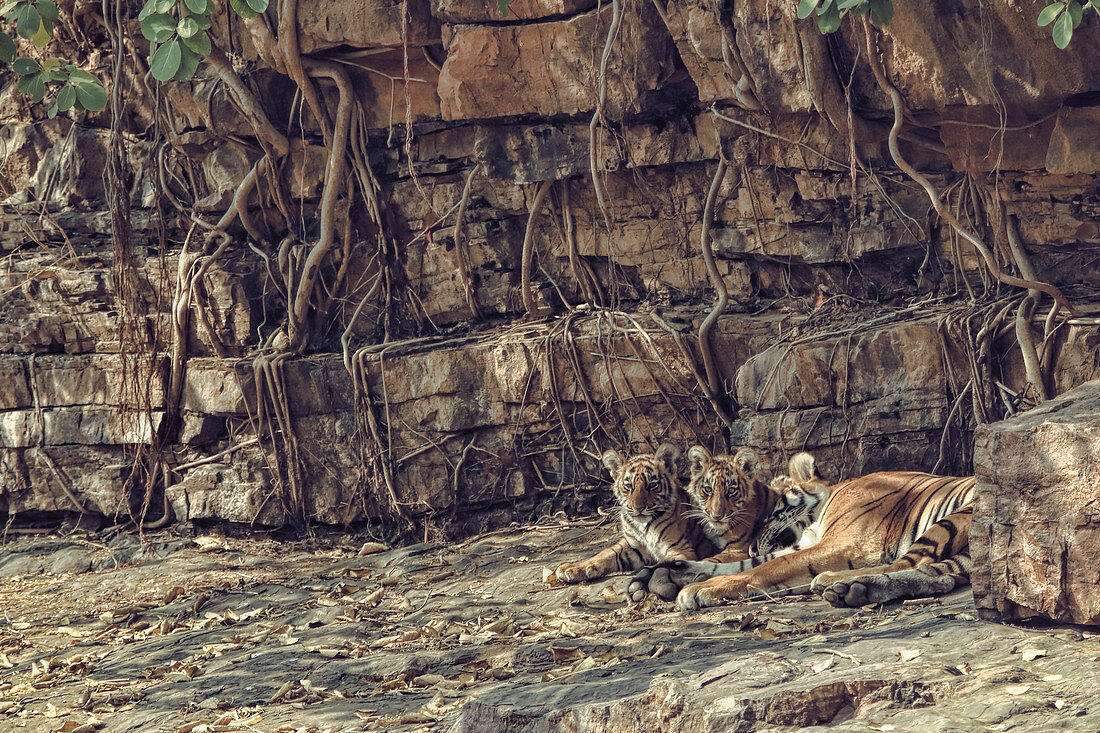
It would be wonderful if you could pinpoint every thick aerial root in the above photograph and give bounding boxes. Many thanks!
[288,60,353,351]
[696,158,734,424]
[521,180,553,318]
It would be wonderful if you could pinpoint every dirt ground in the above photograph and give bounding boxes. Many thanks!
[1,517,1098,733]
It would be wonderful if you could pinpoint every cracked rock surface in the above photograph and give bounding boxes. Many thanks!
[0,520,1097,732]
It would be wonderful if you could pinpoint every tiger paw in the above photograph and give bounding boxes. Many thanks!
[819,578,877,608]
[554,561,588,584]
[627,567,653,602]
[675,579,720,610]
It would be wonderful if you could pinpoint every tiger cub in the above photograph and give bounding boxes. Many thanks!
[687,446,825,560]
[629,446,825,599]
[656,448,975,610]
[554,444,715,599]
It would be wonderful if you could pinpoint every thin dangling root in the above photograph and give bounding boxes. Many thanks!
[860,18,1075,317]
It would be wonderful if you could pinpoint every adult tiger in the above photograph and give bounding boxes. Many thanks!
[554,444,717,599]
[655,445,975,611]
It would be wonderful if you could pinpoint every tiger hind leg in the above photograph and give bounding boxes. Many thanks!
[811,507,972,607]
[816,553,972,608]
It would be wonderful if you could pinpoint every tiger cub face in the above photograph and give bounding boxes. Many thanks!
[602,444,681,518]
[685,445,769,538]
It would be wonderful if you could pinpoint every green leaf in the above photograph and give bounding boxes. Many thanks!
[816,0,833,15]
[191,13,211,29]
[14,3,40,38]
[18,71,45,102]
[183,0,207,12]
[0,31,16,62]
[0,0,19,16]
[797,0,821,18]
[36,0,56,22]
[154,0,174,11]
[837,0,863,9]
[229,0,256,18]
[12,56,39,74]
[55,82,75,111]
[869,0,892,24]
[172,40,199,79]
[244,0,267,11]
[67,67,98,84]
[73,78,107,110]
[150,37,182,80]
[31,16,51,46]
[47,100,57,117]
[177,15,199,37]
[137,0,157,21]
[1091,0,1100,11]
[1053,8,1073,46]
[1068,0,1083,26]
[141,12,176,42]
[848,1,870,14]
[181,28,211,55]
[47,67,65,81]
[496,0,508,16]
[1037,2,1064,25]
[817,1,842,31]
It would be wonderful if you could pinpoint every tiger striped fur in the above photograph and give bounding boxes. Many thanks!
[664,455,976,611]
[554,444,716,599]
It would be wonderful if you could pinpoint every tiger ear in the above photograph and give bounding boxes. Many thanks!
[686,445,711,478]
[654,443,680,474]
[733,448,762,478]
[601,449,624,477]
[787,452,820,483]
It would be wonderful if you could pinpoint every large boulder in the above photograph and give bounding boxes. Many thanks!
[972,379,1100,625]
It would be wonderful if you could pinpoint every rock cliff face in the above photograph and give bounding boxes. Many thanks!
[0,0,1098,549]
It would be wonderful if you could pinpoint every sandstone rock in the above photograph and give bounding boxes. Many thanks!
[297,0,440,53]
[438,2,675,120]
[166,451,282,525]
[972,379,1100,626]
[432,0,590,23]
[736,320,946,412]
[1045,106,1100,175]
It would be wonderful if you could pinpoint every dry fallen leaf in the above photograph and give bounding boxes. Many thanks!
[358,587,385,607]
[1021,649,1048,662]
[357,542,389,556]
[542,568,561,587]
[1005,684,1031,696]
[810,657,835,673]
[600,586,625,604]
[897,649,922,663]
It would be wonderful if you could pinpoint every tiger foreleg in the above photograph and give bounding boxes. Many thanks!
[556,538,640,584]
[815,553,972,607]
[677,545,852,610]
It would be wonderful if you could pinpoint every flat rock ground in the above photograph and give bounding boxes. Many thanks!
[1,518,1098,733]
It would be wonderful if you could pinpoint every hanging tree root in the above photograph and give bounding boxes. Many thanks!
[560,179,605,307]
[696,155,734,425]
[287,60,353,352]
[521,180,553,318]
[589,0,622,233]
[452,165,483,320]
